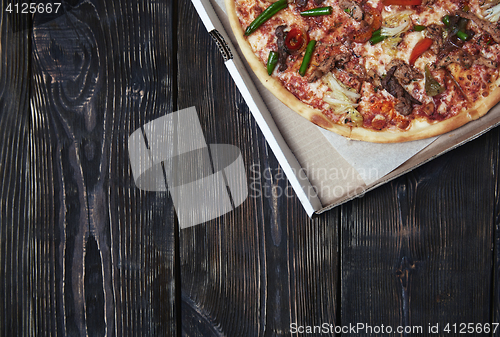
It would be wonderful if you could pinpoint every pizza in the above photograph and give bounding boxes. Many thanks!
[225,0,500,142]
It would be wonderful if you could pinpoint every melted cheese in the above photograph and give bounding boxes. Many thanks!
[235,0,498,131]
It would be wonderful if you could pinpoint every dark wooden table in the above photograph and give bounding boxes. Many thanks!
[2,0,500,336]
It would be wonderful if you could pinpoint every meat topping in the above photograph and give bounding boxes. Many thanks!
[387,59,423,85]
[308,44,352,82]
[382,66,421,116]
[437,50,474,68]
[275,25,288,72]
[295,0,308,7]
[436,49,498,69]
[460,11,500,43]
[425,24,444,54]
[339,0,364,21]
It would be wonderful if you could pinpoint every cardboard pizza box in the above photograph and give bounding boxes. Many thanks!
[191,0,500,216]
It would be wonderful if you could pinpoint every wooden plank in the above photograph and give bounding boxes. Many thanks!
[0,8,32,337]
[177,2,339,335]
[341,133,497,336]
[493,128,500,337]
[29,0,177,335]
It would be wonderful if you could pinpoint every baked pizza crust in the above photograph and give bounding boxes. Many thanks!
[351,83,500,142]
[225,0,500,143]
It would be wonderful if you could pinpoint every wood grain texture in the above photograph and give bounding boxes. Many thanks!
[341,133,497,336]
[3,0,500,335]
[29,0,176,336]
[177,2,339,336]
[493,128,500,337]
[0,7,32,337]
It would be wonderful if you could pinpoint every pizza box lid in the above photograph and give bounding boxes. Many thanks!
[191,0,500,217]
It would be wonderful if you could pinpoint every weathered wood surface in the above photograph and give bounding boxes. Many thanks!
[0,7,31,337]
[177,4,339,336]
[2,0,500,336]
[341,132,498,336]
[2,0,177,336]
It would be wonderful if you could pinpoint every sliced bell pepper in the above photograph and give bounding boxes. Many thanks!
[369,29,386,44]
[409,37,433,65]
[425,65,444,96]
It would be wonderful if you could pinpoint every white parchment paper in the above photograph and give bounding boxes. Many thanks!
[317,129,436,184]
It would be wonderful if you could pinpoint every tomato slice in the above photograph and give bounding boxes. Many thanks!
[353,25,374,43]
[364,4,382,31]
[409,38,433,65]
[383,0,422,5]
[352,5,382,43]
[285,28,307,51]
